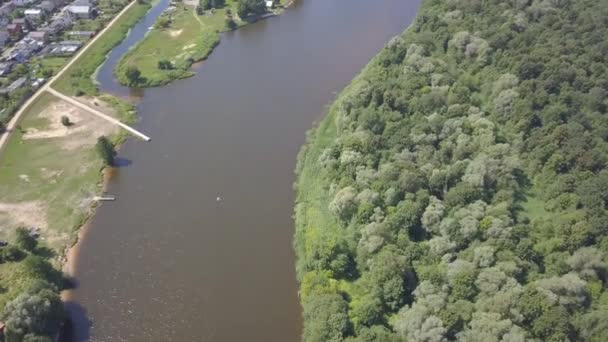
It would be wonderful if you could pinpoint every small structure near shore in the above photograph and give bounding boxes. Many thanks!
[93,195,116,201]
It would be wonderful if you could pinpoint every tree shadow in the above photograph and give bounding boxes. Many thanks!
[34,246,56,258]
[59,301,92,342]
[113,157,133,168]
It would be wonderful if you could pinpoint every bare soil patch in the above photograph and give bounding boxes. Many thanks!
[169,29,183,37]
[0,201,48,232]
[23,97,119,150]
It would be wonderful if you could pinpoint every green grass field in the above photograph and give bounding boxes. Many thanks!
[115,2,233,87]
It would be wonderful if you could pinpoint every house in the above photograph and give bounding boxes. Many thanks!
[265,0,274,9]
[27,30,48,43]
[72,0,95,6]
[13,0,36,7]
[0,61,14,76]
[12,18,29,30]
[7,23,24,39]
[44,16,70,34]
[0,77,27,94]
[31,77,44,88]
[9,36,43,62]
[0,30,8,47]
[40,0,56,13]
[67,5,95,19]
[24,9,44,24]
[47,40,81,56]
[67,30,94,38]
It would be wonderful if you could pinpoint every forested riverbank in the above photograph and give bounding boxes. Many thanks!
[295,0,608,340]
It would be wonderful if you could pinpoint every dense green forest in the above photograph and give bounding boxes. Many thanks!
[0,229,65,341]
[295,0,608,340]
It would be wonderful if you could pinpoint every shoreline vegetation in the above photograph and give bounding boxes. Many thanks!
[295,0,608,340]
[115,0,290,88]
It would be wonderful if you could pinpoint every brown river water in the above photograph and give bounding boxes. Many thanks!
[63,0,420,340]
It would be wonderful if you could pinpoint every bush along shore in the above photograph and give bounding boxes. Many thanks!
[115,0,289,88]
[294,0,608,340]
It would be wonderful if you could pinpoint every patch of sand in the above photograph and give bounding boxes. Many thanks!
[0,201,47,231]
[182,43,196,50]
[23,97,120,150]
[169,29,183,37]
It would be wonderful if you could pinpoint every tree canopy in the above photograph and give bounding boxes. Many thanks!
[295,0,608,340]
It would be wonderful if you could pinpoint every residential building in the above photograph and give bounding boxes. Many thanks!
[66,30,94,38]
[72,0,95,6]
[47,40,81,56]
[0,77,27,94]
[0,61,14,76]
[24,9,44,24]
[13,0,36,7]
[12,18,29,30]
[67,5,94,19]
[7,23,24,39]
[43,16,70,34]
[27,30,48,43]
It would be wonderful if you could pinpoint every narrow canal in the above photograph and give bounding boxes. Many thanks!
[65,0,420,340]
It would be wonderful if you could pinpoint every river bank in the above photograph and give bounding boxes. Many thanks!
[0,1,153,339]
[115,0,291,87]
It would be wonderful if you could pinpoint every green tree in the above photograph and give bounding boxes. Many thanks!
[157,59,173,70]
[225,17,237,30]
[200,0,211,10]
[124,66,141,86]
[303,294,351,342]
[2,286,64,341]
[95,136,116,166]
[60,116,71,127]
[14,227,37,252]
[237,0,266,18]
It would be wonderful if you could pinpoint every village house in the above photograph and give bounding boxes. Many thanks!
[24,8,44,25]
[13,0,36,7]
[0,61,14,76]
[67,5,95,19]
[12,18,29,31]
[27,30,48,43]
[47,39,81,56]
[0,76,27,95]
[66,30,94,38]
[43,16,70,35]
[9,36,43,62]
[7,23,24,39]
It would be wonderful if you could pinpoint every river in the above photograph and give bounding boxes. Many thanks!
[64,0,420,340]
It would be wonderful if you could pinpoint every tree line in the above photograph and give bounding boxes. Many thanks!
[295,0,608,340]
